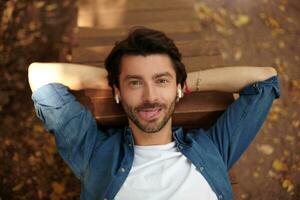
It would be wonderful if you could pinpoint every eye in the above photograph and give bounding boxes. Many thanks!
[129,80,142,87]
[157,79,169,84]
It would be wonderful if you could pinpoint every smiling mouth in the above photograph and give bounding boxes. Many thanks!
[138,108,162,121]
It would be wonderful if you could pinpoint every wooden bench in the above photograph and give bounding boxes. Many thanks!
[72,0,239,198]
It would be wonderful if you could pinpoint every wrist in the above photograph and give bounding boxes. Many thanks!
[186,71,202,93]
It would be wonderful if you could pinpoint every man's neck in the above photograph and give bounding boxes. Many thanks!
[129,120,173,146]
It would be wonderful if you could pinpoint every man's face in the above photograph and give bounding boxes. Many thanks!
[115,54,179,134]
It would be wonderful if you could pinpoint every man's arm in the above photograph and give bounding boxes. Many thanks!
[28,62,112,179]
[28,62,111,92]
[196,68,280,169]
[186,66,277,93]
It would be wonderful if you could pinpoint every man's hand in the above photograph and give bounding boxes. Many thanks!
[28,62,111,92]
[186,66,277,93]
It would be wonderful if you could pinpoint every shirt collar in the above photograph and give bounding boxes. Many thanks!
[123,126,184,145]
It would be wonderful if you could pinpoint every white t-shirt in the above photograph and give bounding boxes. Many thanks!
[115,141,218,200]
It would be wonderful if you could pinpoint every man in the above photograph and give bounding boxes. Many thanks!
[28,27,280,200]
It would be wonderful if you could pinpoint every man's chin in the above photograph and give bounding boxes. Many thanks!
[133,114,172,134]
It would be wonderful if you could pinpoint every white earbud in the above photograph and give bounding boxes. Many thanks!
[115,95,120,104]
[176,87,183,102]
[178,88,183,98]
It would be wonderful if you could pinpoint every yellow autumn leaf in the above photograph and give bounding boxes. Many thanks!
[283,150,290,157]
[292,120,300,128]
[266,16,280,29]
[256,144,274,155]
[233,15,250,27]
[29,21,37,31]
[285,135,295,143]
[35,2,45,8]
[272,159,288,172]
[278,5,285,12]
[234,48,242,61]
[13,182,24,191]
[282,179,294,193]
[253,171,259,178]
[194,2,214,21]
[46,4,58,11]
[215,25,233,36]
[278,41,285,48]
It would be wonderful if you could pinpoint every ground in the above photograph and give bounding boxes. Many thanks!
[0,0,299,199]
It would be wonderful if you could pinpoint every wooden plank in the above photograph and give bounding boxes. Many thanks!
[78,9,198,28]
[72,40,220,63]
[72,90,234,128]
[78,20,202,40]
[73,54,223,71]
[182,56,223,71]
[78,0,195,14]
[77,31,210,47]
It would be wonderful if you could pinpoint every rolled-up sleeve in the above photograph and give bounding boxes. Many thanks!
[207,75,281,169]
[32,83,100,179]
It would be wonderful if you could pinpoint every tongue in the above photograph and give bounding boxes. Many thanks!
[139,109,160,121]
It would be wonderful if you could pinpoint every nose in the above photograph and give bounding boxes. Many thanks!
[142,83,158,103]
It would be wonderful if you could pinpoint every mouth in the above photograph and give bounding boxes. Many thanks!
[137,108,162,121]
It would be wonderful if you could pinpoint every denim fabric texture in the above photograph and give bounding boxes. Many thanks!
[32,75,281,200]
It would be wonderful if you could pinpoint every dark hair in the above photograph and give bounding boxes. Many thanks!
[104,26,187,95]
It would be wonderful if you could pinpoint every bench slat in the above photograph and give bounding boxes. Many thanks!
[72,90,234,129]
[77,20,202,40]
[72,40,220,63]
[79,0,195,12]
[79,9,198,28]
[73,54,223,71]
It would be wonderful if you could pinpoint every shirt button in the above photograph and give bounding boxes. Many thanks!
[199,166,204,171]
[104,198,108,200]
[218,194,223,199]
[120,167,126,173]
[128,143,132,147]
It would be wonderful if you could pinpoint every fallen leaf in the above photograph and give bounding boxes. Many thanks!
[292,120,300,128]
[282,179,294,193]
[215,25,233,36]
[13,182,24,191]
[256,144,274,155]
[52,182,65,194]
[234,48,242,61]
[272,138,280,144]
[46,4,58,11]
[266,16,280,29]
[233,15,250,27]
[253,171,259,178]
[272,159,288,172]
[278,5,285,12]
[35,1,45,8]
[283,150,290,157]
[278,41,285,48]
[285,135,295,143]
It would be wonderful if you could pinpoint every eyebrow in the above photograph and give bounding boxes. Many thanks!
[124,72,174,81]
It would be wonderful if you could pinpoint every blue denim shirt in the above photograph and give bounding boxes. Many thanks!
[32,75,280,200]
